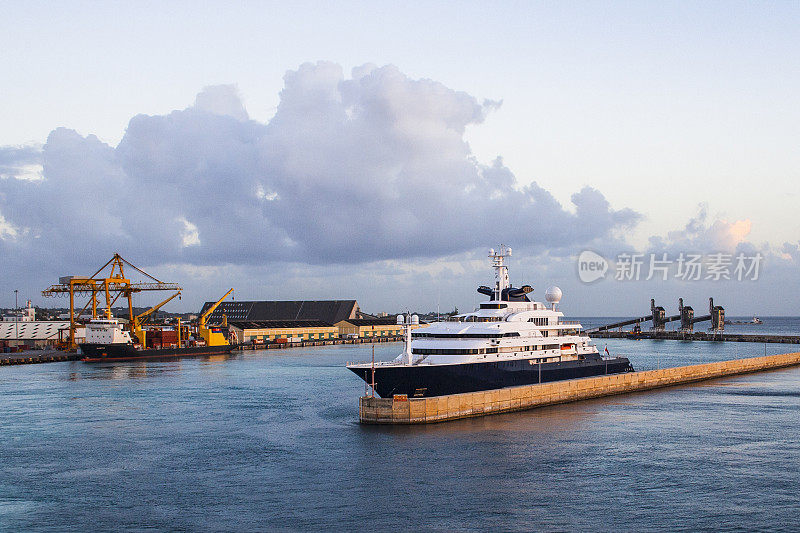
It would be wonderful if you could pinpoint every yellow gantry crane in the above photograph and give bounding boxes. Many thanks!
[42,253,182,350]
[197,288,234,346]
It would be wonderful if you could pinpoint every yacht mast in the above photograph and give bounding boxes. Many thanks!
[489,245,512,301]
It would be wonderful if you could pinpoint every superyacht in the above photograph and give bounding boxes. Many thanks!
[347,246,633,397]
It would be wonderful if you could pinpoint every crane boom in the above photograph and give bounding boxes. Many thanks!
[199,288,234,328]
[198,288,234,347]
[135,291,182,328]
[132,290,182,345]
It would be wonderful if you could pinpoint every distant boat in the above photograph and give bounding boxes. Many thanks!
[724,316,763,325]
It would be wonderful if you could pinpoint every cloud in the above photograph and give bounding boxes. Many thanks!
[0,62,640,278]
[0,211,20,239]
[193,85,250,121]
[647,204,753,253]
[179,217,201,247]
[0,144,43,180]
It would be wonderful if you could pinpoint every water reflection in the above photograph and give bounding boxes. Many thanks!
[66,361,184,380]
[62,353,251,381]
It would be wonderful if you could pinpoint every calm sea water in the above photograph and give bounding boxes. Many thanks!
[2,318,799,531]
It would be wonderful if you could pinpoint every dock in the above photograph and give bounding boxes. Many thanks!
[0,350,79,366]
[591,331,800,343]
[358,351,800,424]
[237,336,400,350]
[1,336,402,366]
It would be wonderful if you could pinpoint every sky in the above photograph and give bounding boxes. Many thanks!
[1,1,798,316]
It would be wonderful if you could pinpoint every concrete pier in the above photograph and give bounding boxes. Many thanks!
[591,331,800,343]
[358,351,800,424]
[1,336,402,366]
[1,350,79,366]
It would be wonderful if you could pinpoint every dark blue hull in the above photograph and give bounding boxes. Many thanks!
[349,355,634,398]
[79,343,235,362]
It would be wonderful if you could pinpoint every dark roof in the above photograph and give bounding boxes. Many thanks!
[201,300,359,324]
[340,318,401,327]
[229,320,334,330]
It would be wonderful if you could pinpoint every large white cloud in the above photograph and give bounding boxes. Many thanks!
[0,62,639,278]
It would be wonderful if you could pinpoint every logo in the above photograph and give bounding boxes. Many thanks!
[577,250,608,283]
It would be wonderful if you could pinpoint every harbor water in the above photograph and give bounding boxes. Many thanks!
[2,317,800,531]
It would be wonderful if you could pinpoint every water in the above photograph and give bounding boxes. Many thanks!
[2,320,800,531]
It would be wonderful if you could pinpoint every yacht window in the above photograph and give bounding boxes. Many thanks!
[528,317,550,326]
[412,348,486,355]
[412,332,510,339]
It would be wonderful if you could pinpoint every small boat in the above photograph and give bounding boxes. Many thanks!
[724,316,763,325]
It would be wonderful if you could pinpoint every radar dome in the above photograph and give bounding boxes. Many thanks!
[545,286,563,304]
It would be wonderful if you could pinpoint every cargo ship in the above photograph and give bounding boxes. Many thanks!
[79,288,237,362]
[79,319,234,362]
[347,246,634,398]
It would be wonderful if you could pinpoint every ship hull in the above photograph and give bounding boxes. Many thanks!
[79,343,236,362]
[349,356,633,398]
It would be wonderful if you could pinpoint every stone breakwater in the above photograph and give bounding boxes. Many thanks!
[359,351,800,424]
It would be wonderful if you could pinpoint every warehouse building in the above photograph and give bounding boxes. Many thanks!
[335,318,406,338]
[200,300,363,344]
[0,321,72,349]
[200,300,361,324]
[228,320,339,344]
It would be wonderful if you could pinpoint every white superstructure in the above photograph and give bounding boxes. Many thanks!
[84,319,133,345]
[387,245,598,367]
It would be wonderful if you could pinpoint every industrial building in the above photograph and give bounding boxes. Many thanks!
[201,300,361,324]
[0,302,74,349]
[0,321,72,349]
[200,300,425,344]
[228,320,339,344]
[335,318,406,338]
[201,300,364,344]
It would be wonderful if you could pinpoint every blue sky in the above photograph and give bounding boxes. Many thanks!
[1,1,798,315]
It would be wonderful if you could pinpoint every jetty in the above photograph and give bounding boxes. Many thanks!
[358,351,800,424]
[0,350,79,366]
[1,336,402,366]
[591,330,800,343]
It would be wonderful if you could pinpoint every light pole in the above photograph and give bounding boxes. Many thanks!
[14,289,19,348]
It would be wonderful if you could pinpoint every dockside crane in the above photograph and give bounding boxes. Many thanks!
[132,290,182,346]
[197,288,234,347]
[42,253,182,350]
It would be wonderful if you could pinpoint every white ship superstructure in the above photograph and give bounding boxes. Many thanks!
[84,319,133,345]
[398,246,595,366]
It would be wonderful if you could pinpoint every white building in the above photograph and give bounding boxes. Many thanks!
[2,300,36,322]
[0,321,81,349]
